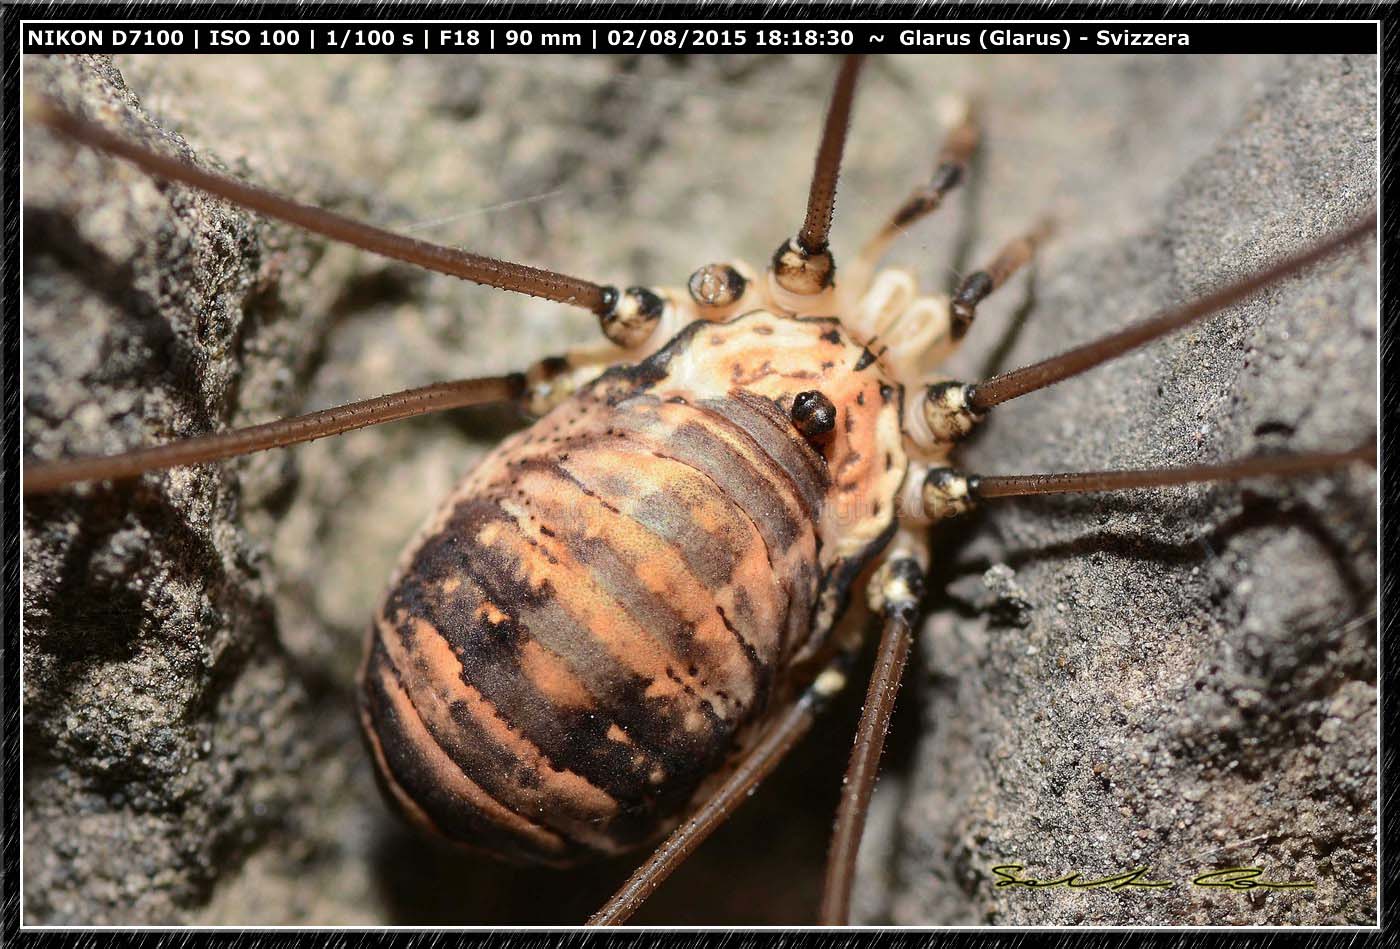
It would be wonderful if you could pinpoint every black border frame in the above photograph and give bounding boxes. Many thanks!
[3,3,1393,945]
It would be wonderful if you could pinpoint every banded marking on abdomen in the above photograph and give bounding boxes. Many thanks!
[698,391,828,522]
[539,395,810,557]
[460,498,734,761]
[373,610,627,853]
[600,395,827,660]
[362,386,831,861]
[541,391,829,662]
[385,494,721,774]
[509,457,767,717]
[522,395,821,667]
[368,500,750,858]
[552,447,782,706]
[360,640,572,863]
[384,566,662,810]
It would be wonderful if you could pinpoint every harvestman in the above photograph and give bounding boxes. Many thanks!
[22,55,1376,924]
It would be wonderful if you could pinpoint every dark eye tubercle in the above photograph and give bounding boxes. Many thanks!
[791,390,837,443]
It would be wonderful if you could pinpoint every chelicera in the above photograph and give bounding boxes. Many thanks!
[21,53,1376,925]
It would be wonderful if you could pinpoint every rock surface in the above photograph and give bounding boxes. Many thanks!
[22,53,1375,925]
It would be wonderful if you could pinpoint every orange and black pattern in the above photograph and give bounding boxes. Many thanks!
[358,312,904,864]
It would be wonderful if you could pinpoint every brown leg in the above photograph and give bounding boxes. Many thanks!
[968,213,1375,411]
[969,444,1376,500]
[949,219,1053,340]
[797,55,865,256]
[905,214,1375,457]
[819,558,924,925]
[30,101,619,318]
[771,55,865,296]
[910,444,1375,521]
[588,650,861,925]
[23,364,563,494]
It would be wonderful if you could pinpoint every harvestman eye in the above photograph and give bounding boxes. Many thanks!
[791,390,838,442]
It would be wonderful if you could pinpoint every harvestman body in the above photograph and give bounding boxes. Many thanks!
[22,56,1375,924]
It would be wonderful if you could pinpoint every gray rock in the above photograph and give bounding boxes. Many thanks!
[22,53,1375,925]
[863,54,1378,927]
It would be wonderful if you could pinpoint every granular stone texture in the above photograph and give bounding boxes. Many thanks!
[857,53,1377,927]
[21,53,1375,925]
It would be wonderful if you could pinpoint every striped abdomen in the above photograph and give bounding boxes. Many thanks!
[358,381,828,864]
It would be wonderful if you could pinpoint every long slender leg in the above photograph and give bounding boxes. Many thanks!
[819,556,924,925]
[589,651,860,926]
[770,55,865,299]
[796,55,865,260]
[969,443,1375,499]
[967,213,1375,411]
[22,374,523,494]
[30,101,619,317]
[23,301,647,495]
[906,214,1375,452]
[913,444,1375,520]
[859,444,1374,932]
